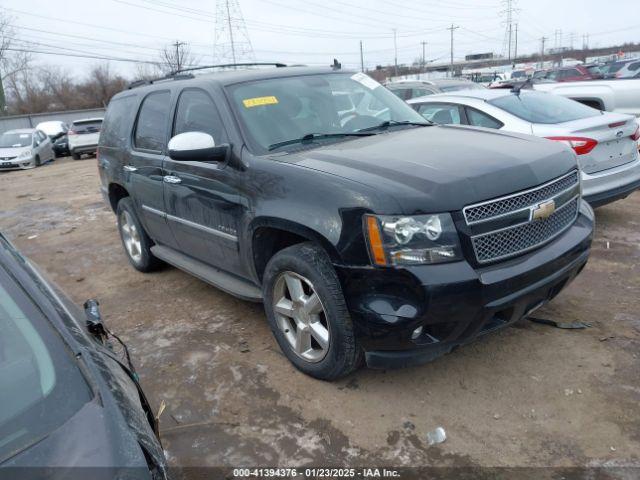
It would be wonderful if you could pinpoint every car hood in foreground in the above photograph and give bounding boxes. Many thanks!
[280,125,578,213]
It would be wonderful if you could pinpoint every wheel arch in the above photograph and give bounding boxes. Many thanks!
[249,217,341,282]
[108,182,130,213]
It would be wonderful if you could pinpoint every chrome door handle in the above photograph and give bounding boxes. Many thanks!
[163,175,182,184]
[123,165,137,172]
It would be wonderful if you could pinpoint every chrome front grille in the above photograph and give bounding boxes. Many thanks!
[463,171,579,224]
[472,198,579,264]
[464,170,580,264]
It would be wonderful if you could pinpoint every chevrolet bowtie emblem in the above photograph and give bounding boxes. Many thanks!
[532,200,556,221]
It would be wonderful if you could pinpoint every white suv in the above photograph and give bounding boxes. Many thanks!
[68,118,103,160]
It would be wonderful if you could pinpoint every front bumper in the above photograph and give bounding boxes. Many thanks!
[0,158,35,170]
[336,201,594,369]
[582,157,640,207]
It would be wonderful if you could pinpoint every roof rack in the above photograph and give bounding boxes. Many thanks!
[127,62,288,89]
[175,62,288,74]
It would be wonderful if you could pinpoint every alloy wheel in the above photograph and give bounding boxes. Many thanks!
[272,271,330,363]
[120,210,142,264]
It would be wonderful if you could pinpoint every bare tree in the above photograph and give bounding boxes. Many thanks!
[78,64,127,108]
[159,41,196,74]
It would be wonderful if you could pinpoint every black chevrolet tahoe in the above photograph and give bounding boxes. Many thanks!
[98,65,594,380]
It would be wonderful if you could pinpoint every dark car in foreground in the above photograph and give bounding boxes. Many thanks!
[99,65,594,380]
[0,233,167,478]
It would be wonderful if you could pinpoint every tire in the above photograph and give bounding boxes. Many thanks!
[35,155,41,167]
[116,197,163,272]
[71,152,81,160]
[262,242,362,380]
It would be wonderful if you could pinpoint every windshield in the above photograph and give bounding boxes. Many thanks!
[490,92,600,124]
[0,267,92,462]
[227,72,426,153]
[0,133,33,148]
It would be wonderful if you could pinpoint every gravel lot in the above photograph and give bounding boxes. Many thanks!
[1,156,639,471]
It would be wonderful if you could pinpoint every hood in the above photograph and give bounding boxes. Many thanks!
[278,125,578,213]
[0,146,30,158]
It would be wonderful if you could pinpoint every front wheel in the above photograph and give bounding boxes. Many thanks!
[262,242,361,380]
[71,152,81,160]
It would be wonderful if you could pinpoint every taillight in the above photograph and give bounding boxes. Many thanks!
[631,125,640,141]
[546,136,598,155]
[68,130,77,135]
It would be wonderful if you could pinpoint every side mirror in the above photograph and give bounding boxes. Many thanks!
[168,132,229,163]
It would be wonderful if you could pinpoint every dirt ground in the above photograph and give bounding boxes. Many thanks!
[1,156,639,471]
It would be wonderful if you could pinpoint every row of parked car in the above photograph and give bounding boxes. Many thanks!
[0,117,103,170]
[387,78,640,207]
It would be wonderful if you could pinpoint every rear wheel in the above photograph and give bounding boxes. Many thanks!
[263,242,361,380]
[116,197,163,272]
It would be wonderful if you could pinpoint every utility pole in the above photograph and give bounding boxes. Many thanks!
[393,28,398,77]
[508,22,512,61]
[447,24,459,77]
[514,23,518,61]
[172,40,186,72]
[359,40,364,72]
[213,0,254,64]
[421,41,427,73]
[540,36,547,68]
[225,0,236,66]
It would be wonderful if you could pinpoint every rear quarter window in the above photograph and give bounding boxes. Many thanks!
[134,91,172,152]
[490,92,600,124]
[101,95,137,148]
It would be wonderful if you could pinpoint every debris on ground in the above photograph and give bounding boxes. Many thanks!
[27,234,38,240]
[239,340,250,353]
[528,317,592,329]
[426,427,447,445]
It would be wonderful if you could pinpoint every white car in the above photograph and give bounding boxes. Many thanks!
[0,129,55,171]
[408,89,640,207]
[68,118,103,159]
[534,79,640,117]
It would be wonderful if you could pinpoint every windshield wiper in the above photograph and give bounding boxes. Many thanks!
[268,132,375,151]
[357,120,433,132]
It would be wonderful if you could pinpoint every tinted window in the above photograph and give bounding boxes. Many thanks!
[72,120,102,134]
[411,88,435,98]
[387,86,409,100]
[173,89,227,144]
[134,91,171,151]
[102,95,136,147]
[0,267,92,463]
[490,92,600,124]
[629,62,640,72]
[417,103,461,124]
[466,108,503,129]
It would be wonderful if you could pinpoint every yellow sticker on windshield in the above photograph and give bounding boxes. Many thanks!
[243,96,279,108]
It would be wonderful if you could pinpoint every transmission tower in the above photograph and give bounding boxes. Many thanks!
[213,0,255,65]
[500,0,518,61]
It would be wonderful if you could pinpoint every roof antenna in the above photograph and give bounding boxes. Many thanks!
[331,58,342,70]
[511,77,533,95]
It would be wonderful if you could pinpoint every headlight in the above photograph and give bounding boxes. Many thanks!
[18,150,32,159]
[364,213,463,266]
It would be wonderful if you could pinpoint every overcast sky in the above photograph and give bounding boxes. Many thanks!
[3,0,639,79]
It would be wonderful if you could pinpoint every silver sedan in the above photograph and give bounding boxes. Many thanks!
[408,89,640,207]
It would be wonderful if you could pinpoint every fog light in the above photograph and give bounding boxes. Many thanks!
[411,326,424,340]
